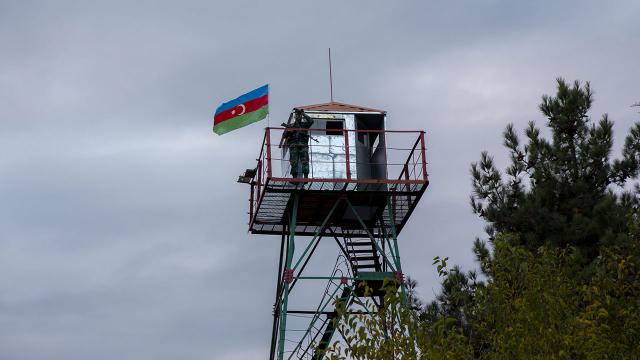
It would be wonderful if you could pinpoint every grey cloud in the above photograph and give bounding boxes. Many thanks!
[1,1,639,359]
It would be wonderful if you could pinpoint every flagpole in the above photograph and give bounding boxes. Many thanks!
[267,83,270,127]
[329,48,333,102]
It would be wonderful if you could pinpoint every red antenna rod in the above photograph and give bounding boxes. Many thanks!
[328,48,334,102]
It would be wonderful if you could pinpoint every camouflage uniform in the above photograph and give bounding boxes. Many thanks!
[282,109,314,178]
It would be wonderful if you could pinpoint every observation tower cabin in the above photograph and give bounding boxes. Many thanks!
[247,102,429,238]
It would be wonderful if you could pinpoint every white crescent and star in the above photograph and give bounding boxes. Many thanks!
[231,104,246,116]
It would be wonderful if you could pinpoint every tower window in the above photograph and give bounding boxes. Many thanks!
[326,121,344,136]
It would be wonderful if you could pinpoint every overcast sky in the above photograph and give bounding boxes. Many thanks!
[1,1,639,359]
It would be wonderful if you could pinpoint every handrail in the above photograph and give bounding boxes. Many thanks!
[397,136,422,183]
[266,127,426,134]
[249,128,428,222]
[261,128,426,181]
[256,129,267,165]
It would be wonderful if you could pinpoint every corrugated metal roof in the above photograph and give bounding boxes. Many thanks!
[296,101,385,114]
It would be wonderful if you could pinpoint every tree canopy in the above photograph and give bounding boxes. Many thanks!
[470,79,640,263]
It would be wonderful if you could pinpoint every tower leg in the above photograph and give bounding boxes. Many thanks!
[385,195,408,307]
[269,225,287,360]
[278,193,299,360]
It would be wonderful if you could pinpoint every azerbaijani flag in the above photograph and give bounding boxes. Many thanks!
[213,84,269,135]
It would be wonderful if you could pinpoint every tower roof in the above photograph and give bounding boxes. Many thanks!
[296,101,385,114]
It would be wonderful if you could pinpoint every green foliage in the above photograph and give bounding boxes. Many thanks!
[432,256,449,277]
[474,236,640,359]
[327,243,640,359]
[421,262,482,342]
[326,279,473,360]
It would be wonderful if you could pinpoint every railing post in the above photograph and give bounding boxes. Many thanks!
[344,129,351,180]
[266,128,273,178]
[419,131,428,182]
[257,159,262,205]
[249,180,254,225]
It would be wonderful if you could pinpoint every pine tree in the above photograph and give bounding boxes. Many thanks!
[470,78,640,264]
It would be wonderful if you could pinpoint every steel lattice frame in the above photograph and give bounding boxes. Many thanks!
[268,192,413,360]
[246,128,429,359]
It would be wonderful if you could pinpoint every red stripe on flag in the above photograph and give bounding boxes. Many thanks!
[214,94,268,125]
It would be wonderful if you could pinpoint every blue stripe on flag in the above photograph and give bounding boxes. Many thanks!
[215,84,269,114]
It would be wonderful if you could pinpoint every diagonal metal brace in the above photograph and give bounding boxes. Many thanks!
[344,199,397,273]
[291,197,342,271]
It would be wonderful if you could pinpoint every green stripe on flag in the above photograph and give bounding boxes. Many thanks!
[213,106,268,135]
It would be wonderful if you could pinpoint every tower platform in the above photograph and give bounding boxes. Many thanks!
[247,128,429,238]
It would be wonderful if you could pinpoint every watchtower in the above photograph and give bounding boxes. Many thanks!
[243,101,429,359]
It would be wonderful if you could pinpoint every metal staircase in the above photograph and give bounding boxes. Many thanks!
[344,237,382,273]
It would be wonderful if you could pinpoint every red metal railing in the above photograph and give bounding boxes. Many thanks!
[249,128,428,225]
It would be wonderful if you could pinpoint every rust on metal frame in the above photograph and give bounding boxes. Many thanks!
[344,127,351,180]
[269,178,426,185]
[268,127,427,134]
[420,131,428,182]
[265,129,272,178]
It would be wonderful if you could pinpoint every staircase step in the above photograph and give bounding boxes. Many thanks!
[346,242,374,247]
[350,256,378,262]
[354,264,378,269]
[347,249,374,254]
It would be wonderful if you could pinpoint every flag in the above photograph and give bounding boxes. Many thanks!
[213,84,269,135]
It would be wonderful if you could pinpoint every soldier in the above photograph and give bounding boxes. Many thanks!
[282,108,314,179]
